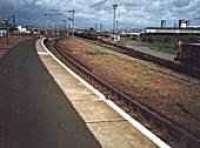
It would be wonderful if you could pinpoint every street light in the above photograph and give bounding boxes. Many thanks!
[113,4,118,41]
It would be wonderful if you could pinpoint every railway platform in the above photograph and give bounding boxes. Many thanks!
[37,38,171,148]
[0,39,100,148]
[0,48,9,59]
[84,37,175,62]
[125,44,174,61]
[0,38,170,148]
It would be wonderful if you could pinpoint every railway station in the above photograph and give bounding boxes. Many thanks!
[1,1,200,148]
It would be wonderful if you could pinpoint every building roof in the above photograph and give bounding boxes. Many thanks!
[145,27,200,30]
[144,27,200,34]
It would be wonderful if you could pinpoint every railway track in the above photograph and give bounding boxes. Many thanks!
[79,36,200,79]
[46,39,200,148]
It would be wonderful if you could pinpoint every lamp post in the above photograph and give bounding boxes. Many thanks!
[113,4,118,41]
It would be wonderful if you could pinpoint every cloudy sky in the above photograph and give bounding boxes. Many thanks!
[0,0,200,29]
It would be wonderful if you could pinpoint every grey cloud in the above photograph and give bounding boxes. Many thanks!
[0,0,200,28]
[173,0,191,7]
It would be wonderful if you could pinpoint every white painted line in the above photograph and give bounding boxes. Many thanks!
[104,99,171,148]
[39,38,171,148]
[37,52,49,55]
[35,39,48,55]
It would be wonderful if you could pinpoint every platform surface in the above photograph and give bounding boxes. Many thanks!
[36,38,157,148]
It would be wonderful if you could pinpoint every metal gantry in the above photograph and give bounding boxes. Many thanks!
[44,9,75,38]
